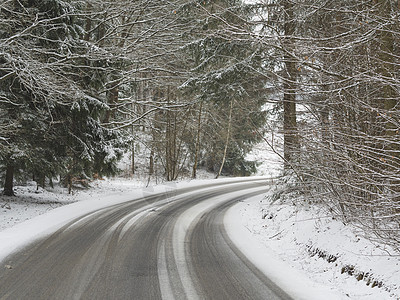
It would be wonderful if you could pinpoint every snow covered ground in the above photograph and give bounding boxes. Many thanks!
[0,144,399,299]
[230,194,400,300]
[245,142,400,299]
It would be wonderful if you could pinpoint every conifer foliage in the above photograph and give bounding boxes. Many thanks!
[0,0,123,194]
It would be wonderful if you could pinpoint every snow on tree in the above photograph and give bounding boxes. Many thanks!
[0,0,123,195]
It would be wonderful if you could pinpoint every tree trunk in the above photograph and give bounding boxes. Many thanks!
[216,99,233,179]
[104,83,119,124]
[376,1,397,140]
[165,87,178,181]
[282,0,298,172]
[84,3,93,42]
[131,142,135,175]
[37,174,45,190]
[3,165,15,196]
[192,101,203,179]
[165,107,171,181]
[66,174,72,194]
[149,149,154,175]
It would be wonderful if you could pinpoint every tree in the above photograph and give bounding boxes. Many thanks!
[252,0,400,248]
[0,0,124,194]
[179,0,268,177]
[281,0,299,171]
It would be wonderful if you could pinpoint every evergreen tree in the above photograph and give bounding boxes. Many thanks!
[179,0,267,177]
[0,0,123,195]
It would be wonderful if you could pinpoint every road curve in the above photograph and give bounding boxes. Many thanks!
[0,179,292,300]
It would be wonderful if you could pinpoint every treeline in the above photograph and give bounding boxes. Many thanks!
[251,0,400,250]
[0,0,267,194]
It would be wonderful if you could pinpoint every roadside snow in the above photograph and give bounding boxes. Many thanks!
[245,139,399,298]
[0,179,144,232]
[224,196,343,300]
[227,194,400,300]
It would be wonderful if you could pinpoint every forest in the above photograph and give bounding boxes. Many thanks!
[1,0,399,250]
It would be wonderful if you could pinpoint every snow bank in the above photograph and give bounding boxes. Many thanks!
[229,195,400,300]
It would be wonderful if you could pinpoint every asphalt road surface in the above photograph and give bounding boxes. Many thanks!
[0,179,292,300]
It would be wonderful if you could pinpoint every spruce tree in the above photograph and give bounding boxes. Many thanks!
[179,0,267,177]
[0,0,123,194]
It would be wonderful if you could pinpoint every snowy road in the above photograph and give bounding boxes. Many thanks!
[0,179,291,300]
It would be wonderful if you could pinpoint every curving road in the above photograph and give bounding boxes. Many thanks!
[0,179,292,300]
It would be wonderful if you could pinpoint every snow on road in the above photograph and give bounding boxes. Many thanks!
[0,177,399,299]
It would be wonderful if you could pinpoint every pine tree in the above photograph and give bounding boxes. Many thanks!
[0,0,124,194]
[179,0,267,177]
